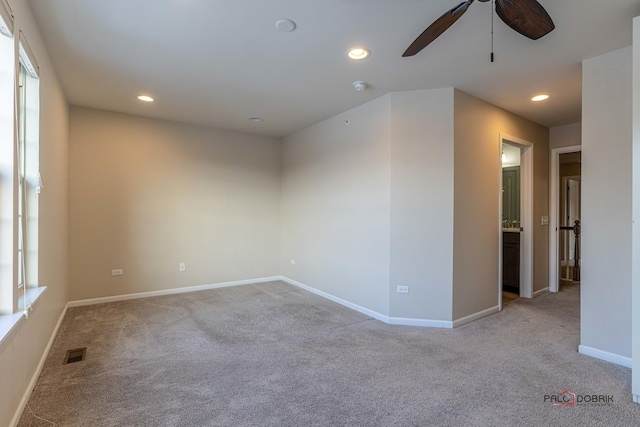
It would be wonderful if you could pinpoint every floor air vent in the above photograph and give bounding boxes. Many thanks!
[64,347,87,364]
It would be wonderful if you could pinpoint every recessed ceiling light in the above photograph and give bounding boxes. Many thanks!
[531,94,550,102]
[347,47,370,60]
[275,18,296,32]
[137,95,154,102]
[249,117,264,123]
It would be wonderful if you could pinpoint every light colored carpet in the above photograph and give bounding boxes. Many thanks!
[18,281,640,426]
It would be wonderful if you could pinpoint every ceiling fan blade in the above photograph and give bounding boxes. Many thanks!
[402,1,474,57]
[495,0,555,40]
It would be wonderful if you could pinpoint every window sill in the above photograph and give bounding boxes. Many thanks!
[0,286,47,353]
[18,286,47,311]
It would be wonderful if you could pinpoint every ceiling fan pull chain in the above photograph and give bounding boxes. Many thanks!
[490,0,495,62]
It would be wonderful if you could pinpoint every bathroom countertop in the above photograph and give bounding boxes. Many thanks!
[502,228,521,233]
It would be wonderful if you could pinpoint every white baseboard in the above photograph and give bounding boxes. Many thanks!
[11,302,69,427]
[634,394,640,404]
[280,276,454,328]
[68,276,282,308]
[280,276,390,323]
[452,305,500,328]
[578,345,632,368]
[387,317,453,328]
[64,275,456,329]
[533,287,550,297]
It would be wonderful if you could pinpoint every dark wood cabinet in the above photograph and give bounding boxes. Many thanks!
[502,166,520,223]
[503,231,520,292]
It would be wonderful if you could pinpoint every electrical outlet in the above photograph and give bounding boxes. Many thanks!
[290,259,296,265]
[179,263,186,272]
[111,269,123,276]
[397,285,409,294]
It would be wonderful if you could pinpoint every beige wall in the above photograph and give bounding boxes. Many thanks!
[281,89,455,321]
[282,88,548,323]
[550,122,581,149]
[0,0,69,425]
[69,107,281,301]
[582,46,632,360]
[452,90,549,320]
[389,89,454,321]
[281,96,392,315]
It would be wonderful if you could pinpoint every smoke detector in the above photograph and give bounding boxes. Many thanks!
[353,81,367,92]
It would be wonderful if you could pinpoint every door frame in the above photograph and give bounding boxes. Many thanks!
[549,145,582,292]
[498,134,534,310]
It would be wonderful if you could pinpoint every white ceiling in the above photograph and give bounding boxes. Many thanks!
[28,0,640,138]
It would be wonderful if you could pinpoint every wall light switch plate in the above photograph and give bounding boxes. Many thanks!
[179,263,186,272]
[111,269,123,276]
[541,216,549,226]
[290,259,296,265]
[397,285,409,294]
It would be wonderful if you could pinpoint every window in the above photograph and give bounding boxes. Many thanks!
[0,0,14,315]
[0,0,46,348]
[17,32,40,309]
[0,5,41,317]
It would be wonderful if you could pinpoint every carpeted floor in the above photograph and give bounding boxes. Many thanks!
[18,281,640,426]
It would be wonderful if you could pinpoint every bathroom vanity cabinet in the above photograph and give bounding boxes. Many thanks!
[502,231,520,292]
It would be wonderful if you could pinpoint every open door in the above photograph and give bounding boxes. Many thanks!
[498,134,534,310]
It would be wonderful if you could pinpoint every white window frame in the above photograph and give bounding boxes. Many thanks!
[0,0,47,353]
[16,31,40,311]
[0,0,15,316]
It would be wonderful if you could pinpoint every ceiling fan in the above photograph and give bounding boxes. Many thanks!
[402,0,555,57]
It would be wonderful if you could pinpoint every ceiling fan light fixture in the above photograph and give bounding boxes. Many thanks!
[347,47,370,60]
[137,95,154,102]
[531,94,550,102]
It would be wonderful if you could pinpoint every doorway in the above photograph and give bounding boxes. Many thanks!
[498,134,534,310]
[560,175,581,282]
[549,146,582,292]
